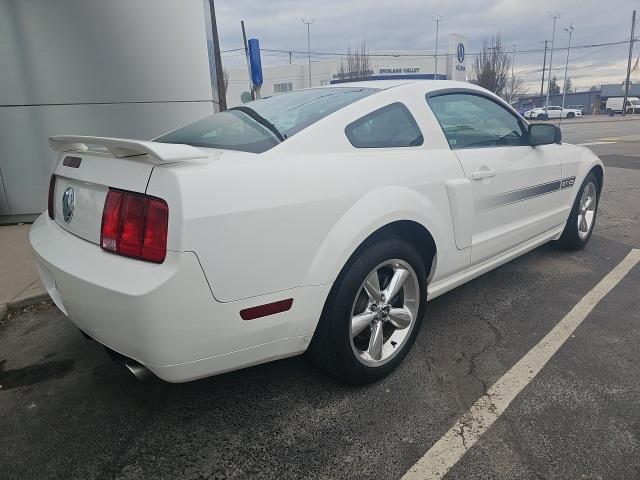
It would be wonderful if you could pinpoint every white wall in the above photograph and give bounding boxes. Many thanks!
[225,37,469,108]
[0,0,218,217]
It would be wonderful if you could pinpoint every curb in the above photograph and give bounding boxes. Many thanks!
[0,293,52,322]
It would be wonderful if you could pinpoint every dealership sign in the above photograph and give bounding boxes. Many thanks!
[456,43,466,72]
[331,67,421,80]
[447,34,467,80]
[379,67,420,74]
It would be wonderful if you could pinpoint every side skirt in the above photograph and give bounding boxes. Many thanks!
[427,225,564,301]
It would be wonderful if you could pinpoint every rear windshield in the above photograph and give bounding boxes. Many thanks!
[155,87,378,153]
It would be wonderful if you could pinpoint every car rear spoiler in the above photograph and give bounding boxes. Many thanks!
[49,135,209,163]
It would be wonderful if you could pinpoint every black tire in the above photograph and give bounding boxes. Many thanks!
[537,113,545,120]
[307,237,429,384]
[557,172,600,250]
[567,112,575,118]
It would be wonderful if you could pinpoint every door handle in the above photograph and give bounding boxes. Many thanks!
[472,169,496,180]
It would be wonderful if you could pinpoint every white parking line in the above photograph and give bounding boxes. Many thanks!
[402,249,640,480]
[577,141,616,146]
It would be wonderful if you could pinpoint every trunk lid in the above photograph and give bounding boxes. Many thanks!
[48,136,207,244]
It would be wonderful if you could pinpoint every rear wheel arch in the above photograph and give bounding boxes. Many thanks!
[319,219,436,318]
[356,220,437,281]
[326,220,438,292]
[306,219,438,335]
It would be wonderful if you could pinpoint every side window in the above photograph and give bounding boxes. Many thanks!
[345,103,423,148]
[427,93,526,149]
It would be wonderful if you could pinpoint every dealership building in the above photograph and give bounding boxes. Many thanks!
[1,0,221,223]
[225,33,468,107]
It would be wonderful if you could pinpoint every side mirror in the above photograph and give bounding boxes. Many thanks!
[529,123,562,146]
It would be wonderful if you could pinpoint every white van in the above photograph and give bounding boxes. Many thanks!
[606,97,640,114]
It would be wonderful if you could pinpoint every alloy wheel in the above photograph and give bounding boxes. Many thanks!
[577,181,597,240]
[349,259,420,367]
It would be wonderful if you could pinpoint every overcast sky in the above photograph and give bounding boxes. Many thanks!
[215,0,639,92]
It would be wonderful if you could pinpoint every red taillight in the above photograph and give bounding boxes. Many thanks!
[48,175,56,219]
[100,189,168,263]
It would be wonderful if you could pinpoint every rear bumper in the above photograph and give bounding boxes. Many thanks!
[30,214,329,382]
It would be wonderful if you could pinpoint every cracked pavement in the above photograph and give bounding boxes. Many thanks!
[1,119,639,479]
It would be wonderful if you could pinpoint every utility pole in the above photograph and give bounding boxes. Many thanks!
[432,15,444,78]
[207,0,226,111]
[623,10,637,116]
[302,18,315,88]
[561,24,574,113]
[540,40,548,105]
[241,20,254,101]
[545,12,560,118]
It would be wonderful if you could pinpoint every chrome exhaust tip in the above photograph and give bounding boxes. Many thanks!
[103,346,153,381]
[123,361,152,381]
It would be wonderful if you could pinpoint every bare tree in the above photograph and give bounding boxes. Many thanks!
[337,40,372,81]
[504,75,528,104]
[549,75,561,95]
[470,34,511,97]
[563,77,573,93]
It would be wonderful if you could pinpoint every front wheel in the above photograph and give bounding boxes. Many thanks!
[308,238,428,384]
[567,112,575,118]
[537,113,545,120]
[557,172,600,249]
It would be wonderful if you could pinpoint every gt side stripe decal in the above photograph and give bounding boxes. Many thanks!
[560,176,576,189]
[477,176,576,212]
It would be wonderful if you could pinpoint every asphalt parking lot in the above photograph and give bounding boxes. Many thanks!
[1,117,639,480]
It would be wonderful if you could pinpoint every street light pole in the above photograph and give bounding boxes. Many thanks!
[540,40,548,103]
[432,15,444,79]
[561,24,574,113]
[302,18,315,88]
[623,10,637,116]
[545,12,560,119]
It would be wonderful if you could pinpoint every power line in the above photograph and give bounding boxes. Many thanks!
[257,39,635,59]
[516,42,625,76]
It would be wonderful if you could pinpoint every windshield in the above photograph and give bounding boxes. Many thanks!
[155,87,378,153]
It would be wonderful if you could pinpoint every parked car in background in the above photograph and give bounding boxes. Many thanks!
[31,80,604,385]
[568,105,586,115]
[525,106,582,119]
[605,97,640,114]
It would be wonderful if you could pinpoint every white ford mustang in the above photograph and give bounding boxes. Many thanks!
[525,105,582,119]
[31,80,603,384]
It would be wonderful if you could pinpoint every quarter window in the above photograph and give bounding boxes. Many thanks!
[345,103,423,148]
[427,93,526,149]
